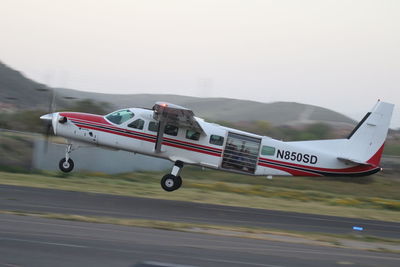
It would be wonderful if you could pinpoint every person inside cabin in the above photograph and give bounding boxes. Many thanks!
[237,141,247,169]
[223,142,235,168]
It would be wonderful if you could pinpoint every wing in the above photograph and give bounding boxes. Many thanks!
[152,102,204,131]
[152,102,204,152]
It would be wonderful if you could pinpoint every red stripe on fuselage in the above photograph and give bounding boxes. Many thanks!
[162,141,222,157]
[71,117,157,139]
[69,115,222,157]
[163,136,222,152]
[67,113,222,152]
[259,157,376,173]
[367,144,385,166]
[60,112,110,125]
[74,123,156,143]
[258,162,322,176]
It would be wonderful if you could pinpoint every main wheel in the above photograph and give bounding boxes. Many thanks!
[175,175,182,189]
[59,158,74,173]
[161,174,181,192]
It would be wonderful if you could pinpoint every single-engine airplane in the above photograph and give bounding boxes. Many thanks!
[40,100,394,191]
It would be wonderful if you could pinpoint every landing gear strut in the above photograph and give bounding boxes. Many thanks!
[161,161,184,191]
[59,144,74,173]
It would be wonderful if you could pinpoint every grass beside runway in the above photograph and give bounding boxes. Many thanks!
[0,168,399,222]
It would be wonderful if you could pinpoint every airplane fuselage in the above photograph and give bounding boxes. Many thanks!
[53,107,381,177]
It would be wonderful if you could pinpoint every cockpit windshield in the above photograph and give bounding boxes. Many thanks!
[105,109,134,125]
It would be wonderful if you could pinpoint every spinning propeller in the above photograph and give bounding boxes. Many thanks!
[39,86,56,152]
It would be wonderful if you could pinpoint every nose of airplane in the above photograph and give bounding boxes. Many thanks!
[40,113,54,121]
[40,112,59,135]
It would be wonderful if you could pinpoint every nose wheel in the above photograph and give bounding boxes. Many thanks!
[161,161,184,191]
[59,144,75,173]
[59,158,74,172]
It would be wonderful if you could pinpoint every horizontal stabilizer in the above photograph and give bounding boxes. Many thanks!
[337,157,372,166]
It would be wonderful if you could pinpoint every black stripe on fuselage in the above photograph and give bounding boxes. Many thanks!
[258,158,380,177]
[72,120,156,141]
[70,119,222,155]
[163,138,222,155]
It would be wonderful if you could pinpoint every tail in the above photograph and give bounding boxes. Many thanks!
[341,101,394,166]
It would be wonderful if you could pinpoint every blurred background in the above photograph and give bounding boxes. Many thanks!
[0,1,400,265]
[0,0,400,215]
[1,58,399,173]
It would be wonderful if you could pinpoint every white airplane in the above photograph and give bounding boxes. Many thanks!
[40,100,394,191]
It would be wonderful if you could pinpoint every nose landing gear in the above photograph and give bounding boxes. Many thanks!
[59,158,74,172]
[161,161,184,191]
[59,144,74,173]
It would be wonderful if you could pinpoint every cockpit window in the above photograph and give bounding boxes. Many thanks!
[106,110,134,125]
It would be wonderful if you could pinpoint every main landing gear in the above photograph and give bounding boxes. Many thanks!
[161,161,184,192]
[59,144,74,173]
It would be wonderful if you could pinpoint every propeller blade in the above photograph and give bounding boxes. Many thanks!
[49,87,56,114]
[44,123,52,153]
[41,86,56,154]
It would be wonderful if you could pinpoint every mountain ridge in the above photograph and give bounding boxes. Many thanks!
[0,60,355,126]
[57,88,355,126]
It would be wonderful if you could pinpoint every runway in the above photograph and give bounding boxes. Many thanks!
[1,213,399,267]
[0,185,399,239]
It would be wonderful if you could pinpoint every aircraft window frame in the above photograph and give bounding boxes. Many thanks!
[186,129,200,141]
[261,146,276,156]
[209,135,224,146]
[147,122,179,136]
[105,110,134,125]
[128,118,145,130]
[164,124,179,136]
[148,121,158,132]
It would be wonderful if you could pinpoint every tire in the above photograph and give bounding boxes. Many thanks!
[175,176,182,189]
[161,174,179,192]
[59,158,74,173]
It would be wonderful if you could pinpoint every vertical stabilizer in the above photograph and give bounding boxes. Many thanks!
[344,101,394,166]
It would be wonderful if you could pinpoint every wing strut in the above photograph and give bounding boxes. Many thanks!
[155,119,166,153]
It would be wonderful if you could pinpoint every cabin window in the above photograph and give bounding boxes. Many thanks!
[186,129,200,141]
[128,119,144,130]
[148,121,158,132]
[164,124,178,136]
[148,122,178,136]
[261,146,275,156]
[106,110,134,125]
[209,135,224,146]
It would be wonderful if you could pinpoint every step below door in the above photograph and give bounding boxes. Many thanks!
[221,132,261,174]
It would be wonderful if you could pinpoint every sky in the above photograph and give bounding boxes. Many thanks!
[1,0,399,128]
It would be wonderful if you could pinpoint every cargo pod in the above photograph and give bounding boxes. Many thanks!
[221,132,261,174]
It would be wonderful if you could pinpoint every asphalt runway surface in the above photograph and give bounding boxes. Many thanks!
[1,213,399,267]
[0,185,399,239]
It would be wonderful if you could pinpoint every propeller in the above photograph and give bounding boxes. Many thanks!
[38,86,56,153]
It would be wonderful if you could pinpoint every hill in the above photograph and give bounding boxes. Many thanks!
[0,61,52,111]
[0,60,355,126]
[57,88,355,126]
